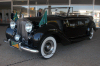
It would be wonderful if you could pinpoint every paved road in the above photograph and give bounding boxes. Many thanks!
[0,26,100,66]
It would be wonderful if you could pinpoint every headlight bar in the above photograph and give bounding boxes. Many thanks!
[10,20,16,29]
[25,22,33,32]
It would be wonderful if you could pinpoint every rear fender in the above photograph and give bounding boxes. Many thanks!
[88,21,97,31]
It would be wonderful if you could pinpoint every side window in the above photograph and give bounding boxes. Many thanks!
[69,22,76,27]
[67,20,76,28]
[77,21,85,26]
[85,19,89,26]
[65,20,70,27]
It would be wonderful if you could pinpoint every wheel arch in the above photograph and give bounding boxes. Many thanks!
[39,36,57,59]
[88,20,97,31]
[33,24,70,47]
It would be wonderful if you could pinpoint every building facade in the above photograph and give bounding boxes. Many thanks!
[0,0,100,27]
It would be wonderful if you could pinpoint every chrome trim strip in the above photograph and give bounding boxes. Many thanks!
[20,46,39,53]
[4,39,10,43]
[19,42,22,51]
[4,39,39,53]
[18,42,39,53]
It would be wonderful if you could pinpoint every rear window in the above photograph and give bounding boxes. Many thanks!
[77,21,85,26]
[85,19,89,26]
[66,20,76,28]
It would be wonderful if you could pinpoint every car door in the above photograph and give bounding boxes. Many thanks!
[63,19,87,38]
[63,20,79,38]
[76,20,87,36]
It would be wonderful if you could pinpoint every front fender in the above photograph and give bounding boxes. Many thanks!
[32,24,58,46]
[33,24,70,47]
[6,26,16,40]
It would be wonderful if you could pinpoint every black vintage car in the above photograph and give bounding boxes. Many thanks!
[4,7,97,59]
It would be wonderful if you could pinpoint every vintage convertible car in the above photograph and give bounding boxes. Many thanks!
[4,7,97,59]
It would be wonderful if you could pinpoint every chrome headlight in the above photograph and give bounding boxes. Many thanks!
[25,22,33,32]
[10,21,16,29]
[15,34,20,41]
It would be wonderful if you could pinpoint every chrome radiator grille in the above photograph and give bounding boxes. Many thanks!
[16,19,28,40]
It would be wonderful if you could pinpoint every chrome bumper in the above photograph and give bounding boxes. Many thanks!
[4,39,39,53]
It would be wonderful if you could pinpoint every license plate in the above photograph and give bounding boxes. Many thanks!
[11,41,19,48]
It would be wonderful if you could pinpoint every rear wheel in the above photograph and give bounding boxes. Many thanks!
[89,28,94,39]
[39,36,57,59]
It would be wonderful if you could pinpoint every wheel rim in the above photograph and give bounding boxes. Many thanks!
[89,28,94,39]
[41,37,57,58]
[44,40,54,55]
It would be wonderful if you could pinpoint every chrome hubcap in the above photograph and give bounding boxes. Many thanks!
[46,45,51,49]
[44,40,54,55]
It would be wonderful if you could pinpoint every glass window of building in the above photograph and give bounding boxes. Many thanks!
[36,0,47,4]
[29,0,36,5]
[94,5,100,27]
[37,5,48,14]
[70,5,93,16]
[29,6,36,17]
[95,0,100,5]
[29,5,48,17]
[13,0,27,5]
[71,0,92,4]
[13,6,28,18]
[0,10,2,21]
[94,6,100,22]
[49,0,69,5]
[50,5,69,16]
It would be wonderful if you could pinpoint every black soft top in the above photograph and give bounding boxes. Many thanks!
[26,15,92,22]
[26,15,64,22]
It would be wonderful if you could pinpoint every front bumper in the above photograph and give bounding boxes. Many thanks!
[4,39,39,53]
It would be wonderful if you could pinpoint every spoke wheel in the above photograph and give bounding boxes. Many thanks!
[40,36,57,59]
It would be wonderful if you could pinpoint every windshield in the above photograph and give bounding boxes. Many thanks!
[44,7,73,16]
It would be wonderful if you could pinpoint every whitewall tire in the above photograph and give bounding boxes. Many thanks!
[40,36,57,59]
[89,28,94,39]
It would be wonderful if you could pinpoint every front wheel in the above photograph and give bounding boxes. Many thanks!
[89,28,94,39]
[39,36,57,59]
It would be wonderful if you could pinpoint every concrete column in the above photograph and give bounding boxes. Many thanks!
[11,0,13,12]
[69,0,71,7]
[36,2,37,17]
[8,9,11,21]
[5,10,7,22]
[27,0,30,17]
[2,10,4,21]
[19,8,22,18]
[48,6,51,15]
[93,0,95,18]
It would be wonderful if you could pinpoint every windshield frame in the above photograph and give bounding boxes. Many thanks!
[44,7,73,16]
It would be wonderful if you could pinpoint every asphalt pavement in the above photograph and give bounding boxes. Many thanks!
[0,26,100,66]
